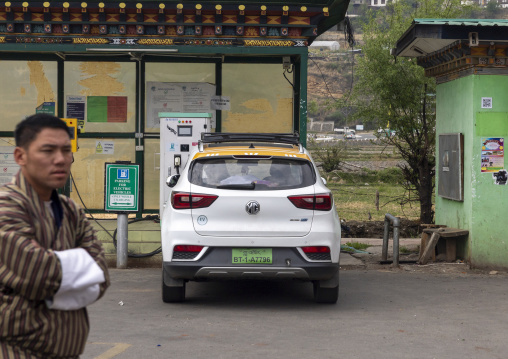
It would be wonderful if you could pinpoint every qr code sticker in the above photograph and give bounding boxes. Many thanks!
[482,97,493,109]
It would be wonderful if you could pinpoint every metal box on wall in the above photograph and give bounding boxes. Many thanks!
[438,133,464,201]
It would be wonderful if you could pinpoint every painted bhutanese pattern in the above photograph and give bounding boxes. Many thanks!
[51,13,63,21]
[144,14,158,23]
[223,15,238,24]
[243,39,297,47]
[138,38,174,45]
[73,38,109,44]
[289,16,311,25]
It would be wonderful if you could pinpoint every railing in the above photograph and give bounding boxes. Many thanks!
[382,213,400,267]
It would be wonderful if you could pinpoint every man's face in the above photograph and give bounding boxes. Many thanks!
[14,128,72,200]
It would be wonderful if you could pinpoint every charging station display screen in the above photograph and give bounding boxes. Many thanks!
[68,127,76,139]
[178,125,192,136]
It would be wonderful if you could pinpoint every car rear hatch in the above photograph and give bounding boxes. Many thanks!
[187,156,317,237]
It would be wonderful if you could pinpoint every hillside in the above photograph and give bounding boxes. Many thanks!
[307,31,361,124]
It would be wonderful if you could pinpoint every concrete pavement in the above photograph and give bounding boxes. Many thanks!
[82,265,508,359]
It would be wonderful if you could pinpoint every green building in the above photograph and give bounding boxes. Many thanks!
[396,19,508,269]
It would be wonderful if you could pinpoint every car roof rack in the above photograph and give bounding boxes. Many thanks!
[200,132,300,145]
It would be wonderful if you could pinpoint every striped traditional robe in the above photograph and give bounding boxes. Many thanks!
[0,172,110,358]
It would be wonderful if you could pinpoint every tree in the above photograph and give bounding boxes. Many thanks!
[342,0,471,224]
[308,139,346,174]
[486,0,502,18]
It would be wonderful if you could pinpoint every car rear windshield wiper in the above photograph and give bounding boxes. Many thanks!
[217,182,256,190]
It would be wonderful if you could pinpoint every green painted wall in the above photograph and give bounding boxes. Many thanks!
[436,75,508,269]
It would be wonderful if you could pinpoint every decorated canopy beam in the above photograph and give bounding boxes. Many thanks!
[395,19,508,83]
[0,0,349,52]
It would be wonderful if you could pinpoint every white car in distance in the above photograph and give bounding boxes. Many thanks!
[161,133,341,303]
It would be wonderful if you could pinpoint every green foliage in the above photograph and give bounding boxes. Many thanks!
[399,245,416,254]
[336,0,473,223]
[308,139,346,173]
[486,0,501,16]
[308,100,319,117]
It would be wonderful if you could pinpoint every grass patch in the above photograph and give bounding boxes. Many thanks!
[345,241,370,251]
[335,167,404,185]
[328,179,420,222]
[399,246,410,254]
[400,245,420,254]
[310,142,426,222]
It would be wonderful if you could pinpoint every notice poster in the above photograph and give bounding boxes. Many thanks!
[481,138,504,173]
[87,96,127,123]
[66,96,86,130]
[145,82,215,129]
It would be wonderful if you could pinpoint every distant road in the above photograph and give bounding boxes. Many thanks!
[313,132,377,142]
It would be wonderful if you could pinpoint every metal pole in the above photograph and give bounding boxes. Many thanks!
[117,214,128,269]
[382,218,390,261]
[383,213,400,267]
[393,224,400,267]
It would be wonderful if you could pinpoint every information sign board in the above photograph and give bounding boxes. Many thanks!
[105,163,139,212]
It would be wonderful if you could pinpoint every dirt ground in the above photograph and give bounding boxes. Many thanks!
[343,237,508,277]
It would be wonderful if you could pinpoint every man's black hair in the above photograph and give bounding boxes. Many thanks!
[15,114,70,148]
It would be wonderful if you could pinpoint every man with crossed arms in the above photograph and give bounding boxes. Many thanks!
[0,114,110,358]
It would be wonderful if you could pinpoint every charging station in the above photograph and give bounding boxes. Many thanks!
[62,118,78,152]
[159,112,212,213]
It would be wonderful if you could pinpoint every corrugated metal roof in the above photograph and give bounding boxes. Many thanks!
[310,41,340,46]
[413,18,508,27]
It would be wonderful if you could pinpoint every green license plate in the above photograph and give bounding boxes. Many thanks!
[232,248,272,264]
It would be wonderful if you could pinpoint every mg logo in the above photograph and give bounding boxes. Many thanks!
[245,200,260,215]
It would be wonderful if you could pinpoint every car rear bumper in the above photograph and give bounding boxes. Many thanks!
[163,247,339,283]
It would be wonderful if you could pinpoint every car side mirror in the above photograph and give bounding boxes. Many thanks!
[321,177,327,185]
[166,174,180,187]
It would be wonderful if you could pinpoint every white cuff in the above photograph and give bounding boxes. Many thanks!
[46,284,100,311]
[46,248,105,311]
[55,248,105,292]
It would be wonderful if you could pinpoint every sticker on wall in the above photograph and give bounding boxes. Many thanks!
[96,141,115,155]
[211,96,231,111]
[493,170,507,185]
[481,97,493,109]
[166,142,178,152]
[481,138,504,173]
[36,102,55,115]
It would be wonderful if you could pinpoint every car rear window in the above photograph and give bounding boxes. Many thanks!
[189,157,316,190]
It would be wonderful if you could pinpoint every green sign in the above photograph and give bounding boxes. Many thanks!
[105,163,139,212]
[36,102,55,115]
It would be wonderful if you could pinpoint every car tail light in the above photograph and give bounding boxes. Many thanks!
[171,192,218,209]
[174,245,204,252]
[301,246,331,253]
[288,193,332,211]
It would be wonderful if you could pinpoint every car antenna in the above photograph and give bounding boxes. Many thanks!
[249,143,255,148]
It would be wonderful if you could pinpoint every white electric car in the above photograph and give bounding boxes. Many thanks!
[160,133,341,303]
